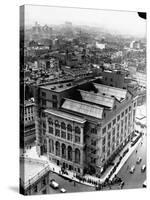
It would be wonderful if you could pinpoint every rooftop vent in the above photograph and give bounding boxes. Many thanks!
[51,86,56,90]
[66,83,71,86]
[58,85,63,88]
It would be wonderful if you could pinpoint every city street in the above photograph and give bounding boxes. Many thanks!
[116,133,146,189]
[48,172,95,194]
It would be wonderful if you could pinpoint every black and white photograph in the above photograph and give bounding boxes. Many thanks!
[19,4,146,196]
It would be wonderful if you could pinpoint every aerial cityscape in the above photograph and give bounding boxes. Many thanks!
[20,5,146,195]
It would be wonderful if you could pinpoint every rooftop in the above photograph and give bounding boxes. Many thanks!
[79,89,114,109]
[94,83,127,101]
[61,98,103,119]
[20,157,49,189]
[40,82,74,92]
[44,109,86,124]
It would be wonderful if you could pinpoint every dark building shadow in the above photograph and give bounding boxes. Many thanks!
[9,186,18,193]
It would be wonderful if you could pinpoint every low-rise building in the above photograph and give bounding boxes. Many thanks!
[20,157,50,195]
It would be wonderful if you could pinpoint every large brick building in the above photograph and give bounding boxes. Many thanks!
[34,76,137,175]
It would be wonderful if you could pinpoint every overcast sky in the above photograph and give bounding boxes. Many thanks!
[24,5,146,37]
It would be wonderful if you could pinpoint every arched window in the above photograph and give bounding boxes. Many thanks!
[56,141,60,156]
[67,124,72,132]
[61,122,66,130]
[55,120,60,128]
[61,143,66,159]
[75,148,80,164]
[75,126,81,134]
[48,118,53,125]
[68,146,72,161]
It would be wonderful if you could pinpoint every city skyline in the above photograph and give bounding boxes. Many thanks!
[25,5,146,38]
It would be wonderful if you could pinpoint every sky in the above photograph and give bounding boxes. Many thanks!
[24,4,146,37]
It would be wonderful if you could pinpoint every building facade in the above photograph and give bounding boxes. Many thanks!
[22,100,36,147]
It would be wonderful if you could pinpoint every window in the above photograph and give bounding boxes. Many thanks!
[117,124,120,131]
[67,133,72,141]
[75,136,80,143]
[125,108,128,114]
[112,128,115,136]
[52,95,57,100]
[67,124,72,132]
[75,149,80,164]
[117,115,120,121]
[108,123,111,130]
[102,146,105,153]
[55,120,60,128]
[43,122,46,129]
[52,102,57,108]
[112,144,115,151]
[107,141,110,148]
[134,102,136,107]
[102,137,106,145]
[107,132,111,140]
[117,132,119,138]
[91,127,97,134]
[61,131,66,139]
[121,120,124,127]
[49,127,53,134]
[113,118,116,125]
[107,149,110,157]
[48,118,53,126]
[55,129,60,137]
[129,106,131,112]
[41,99,46,106]
[112,136,115,143]
[75,126,81,134]
[42,92,46,97]
[61,122,66,130]
[121,112,124,118]
[91,139,96,146]
[102,127,106,135]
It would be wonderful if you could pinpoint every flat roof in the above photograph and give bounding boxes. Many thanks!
[79,89,114,109]
[62,98,103,119]
[45,109,86,124]
[40,82,74,92]
[20,157,49,189]
[94,83,127,101]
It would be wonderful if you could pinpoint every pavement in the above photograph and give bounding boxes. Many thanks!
[22,132,143,188]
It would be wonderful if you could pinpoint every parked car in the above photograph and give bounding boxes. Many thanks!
[50,180,59,189]
[142,180,147,188]
[136,157,142,164]
[130,166,135,174]
[141,165,146,172]
[60,188,67,193]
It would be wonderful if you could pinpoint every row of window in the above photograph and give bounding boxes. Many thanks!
[48,119,81,134]
[102,106,132,135]
[48,127,81,143]
[49,140,81,164]
[25,116,34,122]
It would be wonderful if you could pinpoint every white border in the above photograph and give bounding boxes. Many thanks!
[0,1,149,200]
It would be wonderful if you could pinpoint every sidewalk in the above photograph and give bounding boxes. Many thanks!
[23,135,143,187]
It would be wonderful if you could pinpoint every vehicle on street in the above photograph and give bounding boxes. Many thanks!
[50,180,59,189]
[136,157,142,164]
[130,166,135,174]
[142,180,147,188]
[141,165,146,172]
[60,188,67,193]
